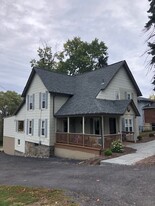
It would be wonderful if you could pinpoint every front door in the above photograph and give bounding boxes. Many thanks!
[109,118,116,134]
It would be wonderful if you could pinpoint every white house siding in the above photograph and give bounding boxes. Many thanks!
[96,66,138,105]
[25,74,50,146]
[49,95,68,145]
[4,116,15,138]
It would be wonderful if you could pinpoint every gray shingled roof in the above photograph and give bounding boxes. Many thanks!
[55,99,138,116]
[22,68,75,97]
[21,60,141,116]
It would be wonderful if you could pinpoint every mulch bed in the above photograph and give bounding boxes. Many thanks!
[136,136,155,143]
[136,155,155,166]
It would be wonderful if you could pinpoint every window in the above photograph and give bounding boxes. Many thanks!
[29,95,33,109]
[27,94,35,110]
[17,121,24,132]
[127,93,131,100]
[41,120,45,136]
[39,92,48,109]
[115,91,120,100]
[125,118,133,132]
[18,139,20,145]
[41,93,46,109]
[39,119,47,137]
[29,120,32,135]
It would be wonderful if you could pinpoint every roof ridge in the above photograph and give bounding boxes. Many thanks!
[34,60,125,77]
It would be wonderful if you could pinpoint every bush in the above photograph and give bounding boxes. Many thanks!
[104,149,112,156]
[137,135,142,141]
[111,140,124,153]
[149,133,154,137]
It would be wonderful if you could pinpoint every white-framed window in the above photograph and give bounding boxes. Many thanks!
[29,95,33,110]
[41,120,45,136]
[16,120,24,132]
[127,93,131,100]
[38,119,48,137]
[28,120,32,135]
[125,118,133,132]
[26,119,34,136]
[41,93,46,109]
[27,94,35,110]
[18,139,20,146]
[39,92,48,109]
[115,91,120,100]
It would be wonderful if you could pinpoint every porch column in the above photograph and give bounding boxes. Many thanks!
[67,117,70,144]
[101,116,104,149]
[119,116,122,141]
[82,116,85,146]
[67,117,70,133]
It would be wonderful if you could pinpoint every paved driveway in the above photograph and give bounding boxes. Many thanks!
[0,153,155,206]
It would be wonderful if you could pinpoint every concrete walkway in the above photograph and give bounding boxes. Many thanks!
[101,140,155,166]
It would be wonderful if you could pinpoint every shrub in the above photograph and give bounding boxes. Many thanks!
[137,135,142,141]
[149,133,154,137]
[111,140,124,153]
[104,149,112,156]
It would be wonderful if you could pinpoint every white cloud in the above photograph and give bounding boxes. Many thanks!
[0,0,153,97]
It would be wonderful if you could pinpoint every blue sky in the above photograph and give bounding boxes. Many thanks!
[0,0,154,97]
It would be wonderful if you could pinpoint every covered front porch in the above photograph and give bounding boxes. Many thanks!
[56,116,124,150]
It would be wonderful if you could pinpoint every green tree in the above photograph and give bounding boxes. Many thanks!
[0,91,22,143]
[30,46,57,71]
[145,0,155,89]
[57,37,108,75]
[0,91,22,118]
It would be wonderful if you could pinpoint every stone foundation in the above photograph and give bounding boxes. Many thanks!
[25,141,54,157]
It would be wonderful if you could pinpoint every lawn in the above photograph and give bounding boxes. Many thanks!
[0,185,78,206]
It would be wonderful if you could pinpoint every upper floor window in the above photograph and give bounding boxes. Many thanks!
[115,91,120,100]
[39,92,48,109]
[127,93,131,100]
[27,94,35,110]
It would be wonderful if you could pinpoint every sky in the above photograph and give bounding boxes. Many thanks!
[0,0,154,97]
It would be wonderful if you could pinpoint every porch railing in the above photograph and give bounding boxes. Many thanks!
[104,133,122,148]
[56,132,122,149]
[56,132,102,148]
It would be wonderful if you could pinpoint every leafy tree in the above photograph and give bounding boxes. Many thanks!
[0,91,22,118]
[145,0,155,89]
[30,46,57,71]
[57,37,108,75]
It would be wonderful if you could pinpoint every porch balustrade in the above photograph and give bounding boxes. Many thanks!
[56,132,122,149]
[56,132,102,148]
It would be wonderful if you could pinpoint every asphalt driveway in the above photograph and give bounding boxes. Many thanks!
[0,153,155,206]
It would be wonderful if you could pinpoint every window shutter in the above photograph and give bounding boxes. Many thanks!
[38,119,41,137]
[45,119,48,138]
[26,119,29,135]
[33,94,35,110]
[15,120,18,132]
[27,95,29,110]
[45,91,48,109]
[32,119,34,136]
[39,92,41,109]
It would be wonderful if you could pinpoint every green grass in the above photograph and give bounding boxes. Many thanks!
[0,185,78,206]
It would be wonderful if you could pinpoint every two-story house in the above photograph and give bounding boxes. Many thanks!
[3,60,142,160]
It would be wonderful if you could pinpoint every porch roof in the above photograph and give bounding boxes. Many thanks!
[55,99,140,117]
